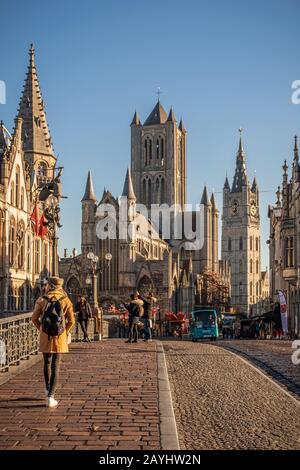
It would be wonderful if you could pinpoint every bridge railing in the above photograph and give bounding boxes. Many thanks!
[0,313,109,373]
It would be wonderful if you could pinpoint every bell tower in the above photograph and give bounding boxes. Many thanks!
[130,100,186,212]
[221,130,261,313]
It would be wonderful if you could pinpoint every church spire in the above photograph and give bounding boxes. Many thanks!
[211,192,218,211]
[231,128,248,192]
[82,170,97,202]
[224,175,230,190]
[130,111,141,126]
[201,186,211,206]
[167,107,176,123]
[122,167,136,201]
[292,135,299,182]
[17,44,56,167]
[178,118,186,133]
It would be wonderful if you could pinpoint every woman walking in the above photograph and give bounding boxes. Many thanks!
[75,295,93,342]
[32,277,75,408]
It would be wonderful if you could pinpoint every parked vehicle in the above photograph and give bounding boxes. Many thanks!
[190,309,219,342]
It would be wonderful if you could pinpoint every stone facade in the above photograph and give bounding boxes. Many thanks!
[60,101,230,315]
[222,131,268,314]
[268,137,300,336]
[0,46,59,316]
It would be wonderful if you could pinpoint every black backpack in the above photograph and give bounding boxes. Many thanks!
[42,295,67,339]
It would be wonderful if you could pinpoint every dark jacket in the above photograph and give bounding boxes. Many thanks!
[139,296,157,319]
[124,299,143,321]
[75,300,93,320]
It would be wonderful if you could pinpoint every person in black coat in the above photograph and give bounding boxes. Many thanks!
[122,293,144,343]
[139,291,157,342]
[75,295,93,342]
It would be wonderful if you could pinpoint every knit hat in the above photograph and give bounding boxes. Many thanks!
[48,276,64,288]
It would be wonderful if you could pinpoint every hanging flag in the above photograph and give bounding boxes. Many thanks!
[38,213,48,239]
[30,204,39,235]
[277,290,288,334]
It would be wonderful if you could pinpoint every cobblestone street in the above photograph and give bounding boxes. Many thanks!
[164,340,300,450]
[216,340,300,399]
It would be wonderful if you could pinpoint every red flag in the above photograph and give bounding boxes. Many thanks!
[38,213,48,239]
[30,205,39,235]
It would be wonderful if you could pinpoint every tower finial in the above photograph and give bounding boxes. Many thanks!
[156,86,161,102]
[294,135,298,154]
[238,127,243,153]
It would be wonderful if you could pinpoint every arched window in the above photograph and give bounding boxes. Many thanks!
[155,178,160,203]
[148,178,152,206]
[142,178,147,205]
[27,234,31,271]
[239,260,243,273]
[35,239,40,274]
[256,260,259,274]
[9,216,16,266]
[250,259,253,274]
[43,241,49,271]
[19,285,25,311]
[156,138,160,159]
[15,165,20,207]
[17,221,25,269]
[10,181,15,205]
[161,178,165,204]
[239,236,243,251]
[144,137,152,166]
[21,188,25,210]
[228,238,232,252]
[37,161,47,177]
[250,236,253,251]
[250,282,253,296]
[156,136,164,164]
[256,237,259,251]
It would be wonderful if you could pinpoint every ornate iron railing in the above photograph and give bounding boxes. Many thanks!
[0,312,39,372]
[0,313,109,373]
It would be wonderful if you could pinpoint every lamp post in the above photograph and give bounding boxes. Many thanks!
[87,252,99,309]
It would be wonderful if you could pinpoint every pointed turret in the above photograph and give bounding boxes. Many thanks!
[17,44,56,168]
[224,175,230,190]
[167,107,176,123]
[251,176,258,192]
[211,192,218,211]
[231,128,248,192]
[0,120,11,153]
[292,135,299,182]
[201,186,211,206]
[122,167,136,201]
[144,101,168,126]
[82,170,97,202]
[130,111,141,126]
[178,118,186,133]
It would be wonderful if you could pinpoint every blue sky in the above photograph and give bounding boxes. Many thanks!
[1,0,300,267]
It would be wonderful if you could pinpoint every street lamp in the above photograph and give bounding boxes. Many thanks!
[87,251,99,309]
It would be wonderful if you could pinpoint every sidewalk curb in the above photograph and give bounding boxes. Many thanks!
[219,346,300,407]
[156,341,180,450]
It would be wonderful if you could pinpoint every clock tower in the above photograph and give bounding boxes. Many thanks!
[222,130,261,313]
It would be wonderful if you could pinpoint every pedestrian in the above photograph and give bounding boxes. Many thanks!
[122,293,144,343]
[31,277,75,408]
[255,320,260,339]
[139,291,157,342]
[259,319,265,339]
[75,295,93,342]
